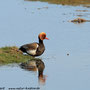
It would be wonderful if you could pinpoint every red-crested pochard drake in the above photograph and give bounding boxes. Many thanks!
[19,32,49,57]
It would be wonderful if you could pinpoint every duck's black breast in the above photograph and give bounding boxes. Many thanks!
[36,43,45,56]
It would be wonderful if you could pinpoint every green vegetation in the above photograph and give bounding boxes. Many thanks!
[0,46,34,65]
[25,0,90,6]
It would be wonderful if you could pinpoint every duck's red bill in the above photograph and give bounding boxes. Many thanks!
[45,37,49,40]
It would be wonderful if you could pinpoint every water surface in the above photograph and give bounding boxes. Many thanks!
[0,0,90,90]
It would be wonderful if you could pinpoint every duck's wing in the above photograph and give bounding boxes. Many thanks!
[19,43,39,55]
[25,43,39,50]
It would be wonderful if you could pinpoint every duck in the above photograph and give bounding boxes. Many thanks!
[19,32,49,57]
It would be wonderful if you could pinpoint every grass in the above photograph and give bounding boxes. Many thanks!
[0,46,34,65]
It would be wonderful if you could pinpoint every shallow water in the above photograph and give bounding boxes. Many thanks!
[0,0,90,90]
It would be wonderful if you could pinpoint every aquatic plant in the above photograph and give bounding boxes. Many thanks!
[25,0,90,6]
[69,18,90,23]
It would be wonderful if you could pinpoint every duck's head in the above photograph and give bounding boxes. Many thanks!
[38,32,49,40]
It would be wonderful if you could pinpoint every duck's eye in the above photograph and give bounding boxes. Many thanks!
[42,34,46,39]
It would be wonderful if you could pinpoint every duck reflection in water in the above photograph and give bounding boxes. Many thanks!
[20,59,46,84]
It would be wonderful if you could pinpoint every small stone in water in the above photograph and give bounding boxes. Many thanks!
[67,53,69,56]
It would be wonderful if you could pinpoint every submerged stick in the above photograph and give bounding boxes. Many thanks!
[69,18,90,23]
